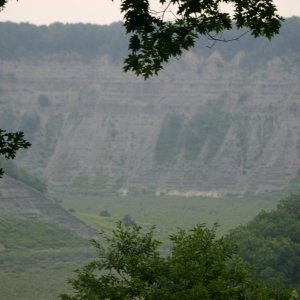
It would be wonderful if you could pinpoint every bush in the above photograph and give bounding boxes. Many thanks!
[99,210,111,217]
[122,214,135,226]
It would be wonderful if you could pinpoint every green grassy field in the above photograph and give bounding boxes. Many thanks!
[0,218,96,299]
[55,190,282,241]
[0,265,81,300]
[0,189,284,299]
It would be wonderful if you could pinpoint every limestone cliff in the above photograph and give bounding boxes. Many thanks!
[0,22,300,194]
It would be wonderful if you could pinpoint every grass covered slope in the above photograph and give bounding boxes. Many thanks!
[0,218,87,251]
[0,217,96,300]
[0,218,94,270]
[0,175,98,299]
[0,175,97,237]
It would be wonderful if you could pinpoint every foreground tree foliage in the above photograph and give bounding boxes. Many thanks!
[118,0,283,78]
[60,223,293,300]
[0,0,8,9]
[1,0,283,78]
[0,129,30,177]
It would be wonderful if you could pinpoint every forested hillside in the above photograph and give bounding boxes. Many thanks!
[0,22,128,61]
[231,194,300,286]
[1,18,300,194]
[0,19,299,66]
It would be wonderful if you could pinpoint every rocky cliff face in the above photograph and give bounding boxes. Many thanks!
[1,50,300,193]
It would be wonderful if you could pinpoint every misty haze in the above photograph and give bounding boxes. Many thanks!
[1,17,300,299]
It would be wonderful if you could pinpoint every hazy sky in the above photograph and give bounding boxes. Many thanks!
[0,0,299,25]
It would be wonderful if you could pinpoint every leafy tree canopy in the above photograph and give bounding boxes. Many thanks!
[60,222,293,300]
[0,0,14,11]
[118,0,283,78]
[0,129,30,178]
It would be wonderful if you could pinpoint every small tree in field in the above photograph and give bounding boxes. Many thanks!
[60,222,264,300]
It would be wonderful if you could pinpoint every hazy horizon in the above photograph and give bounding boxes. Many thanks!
[0,0,299,26]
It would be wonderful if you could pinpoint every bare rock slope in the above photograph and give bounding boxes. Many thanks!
[1,50,300,194]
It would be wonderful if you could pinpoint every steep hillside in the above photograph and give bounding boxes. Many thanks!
[1,19,300,194]
[0,175,98,300]
[0,175,96,237]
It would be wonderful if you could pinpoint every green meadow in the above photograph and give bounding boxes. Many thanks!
[0,218,95,299]
[0,188,286,299]
[55,189,282,240]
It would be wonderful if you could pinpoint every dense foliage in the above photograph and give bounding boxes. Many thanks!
[119,0,282,77]
[0,0,9,10]
[60,223,248,299]
[60,222,294,300]
[0,22,128,61]
[230,194,300,286]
